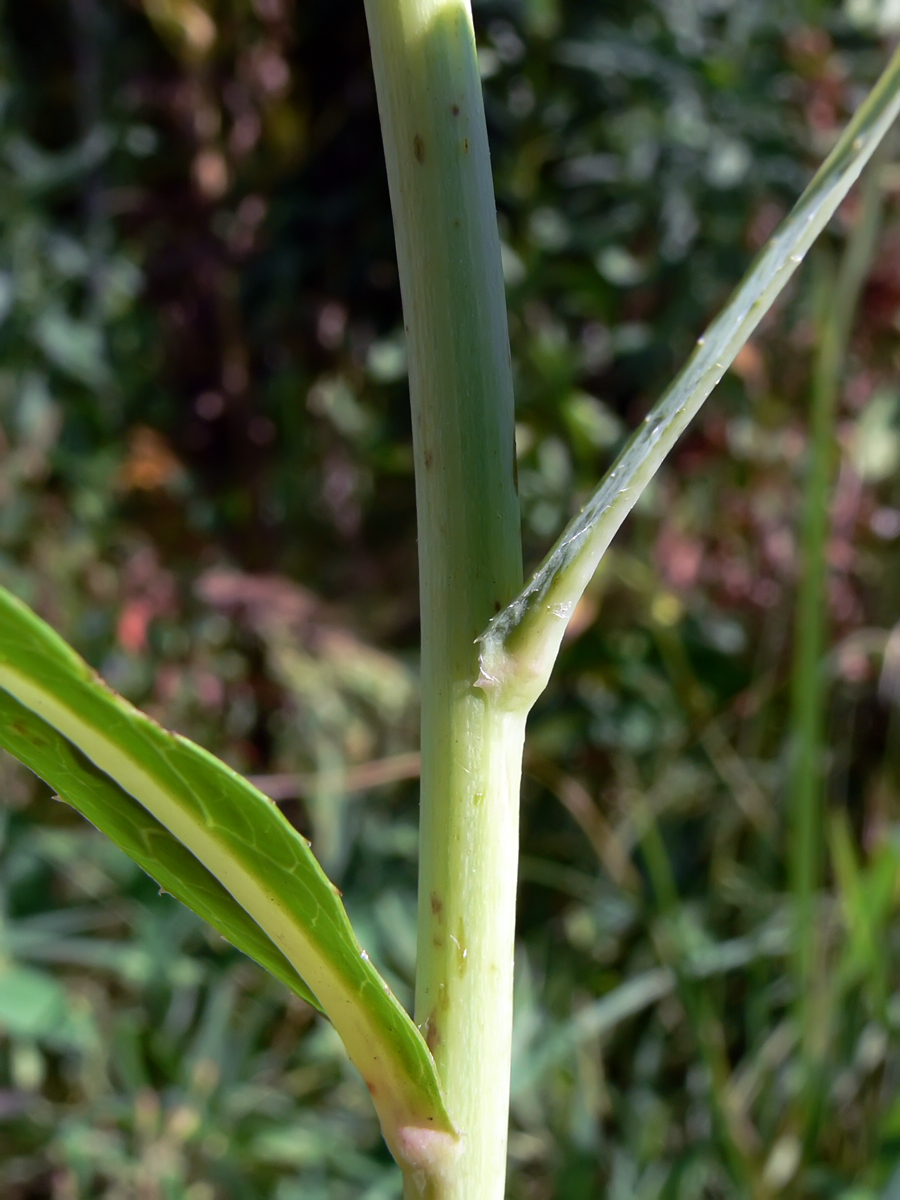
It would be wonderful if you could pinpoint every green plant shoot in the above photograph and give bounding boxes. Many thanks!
[0,5,900,1199]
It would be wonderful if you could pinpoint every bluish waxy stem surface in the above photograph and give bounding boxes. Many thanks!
[364,0,524,1195]
[479,42,900,708]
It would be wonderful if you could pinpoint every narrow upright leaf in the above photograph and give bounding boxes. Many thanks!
[479,42,900,712]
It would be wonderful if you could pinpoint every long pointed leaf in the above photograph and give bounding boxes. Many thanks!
[479,41,900,709]
[0,585,454,1151]
[0,686,322,1008]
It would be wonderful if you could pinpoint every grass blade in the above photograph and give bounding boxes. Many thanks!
[789,138,890,1138]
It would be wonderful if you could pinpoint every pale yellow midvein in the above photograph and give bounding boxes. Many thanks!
[0,663,424,1130]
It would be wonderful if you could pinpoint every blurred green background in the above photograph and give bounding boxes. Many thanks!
[1,0,900,1195]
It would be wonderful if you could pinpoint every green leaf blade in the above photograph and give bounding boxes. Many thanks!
[480,41,900,712]
[0,585,454,1150]
[0,686,322,1008]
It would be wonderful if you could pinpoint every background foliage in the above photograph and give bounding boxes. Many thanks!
[1,0,900,1195]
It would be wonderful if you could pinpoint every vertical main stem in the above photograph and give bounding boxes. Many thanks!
[363,0,524,1197]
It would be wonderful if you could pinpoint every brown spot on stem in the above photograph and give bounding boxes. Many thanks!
[451,104,460,116]
[455,919,468,976]
[424,1013,442,1050]
[413,133,425,163]
[430,892,444,918]
[463,138,468,153]
[424,450,434,469]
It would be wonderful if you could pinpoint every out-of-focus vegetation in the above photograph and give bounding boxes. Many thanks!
[1,0,900,1195]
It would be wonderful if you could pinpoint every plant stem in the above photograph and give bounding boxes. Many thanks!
[363,0,524,1195]
[789,140,888,1122]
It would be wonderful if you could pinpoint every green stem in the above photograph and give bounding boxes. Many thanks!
[789,140,888,1121]
[363,0,523,1196]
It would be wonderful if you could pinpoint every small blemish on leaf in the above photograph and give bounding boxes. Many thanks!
[451,104,460,116]
[413,133,425,163]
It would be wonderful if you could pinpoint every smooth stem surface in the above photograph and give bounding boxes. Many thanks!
[790,146,887,1120]
[363,0,524,1195]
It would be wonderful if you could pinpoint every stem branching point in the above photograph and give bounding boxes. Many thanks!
[480,42,900,716]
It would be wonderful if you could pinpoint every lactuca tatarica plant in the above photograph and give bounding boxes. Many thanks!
[1,2,899,1197]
